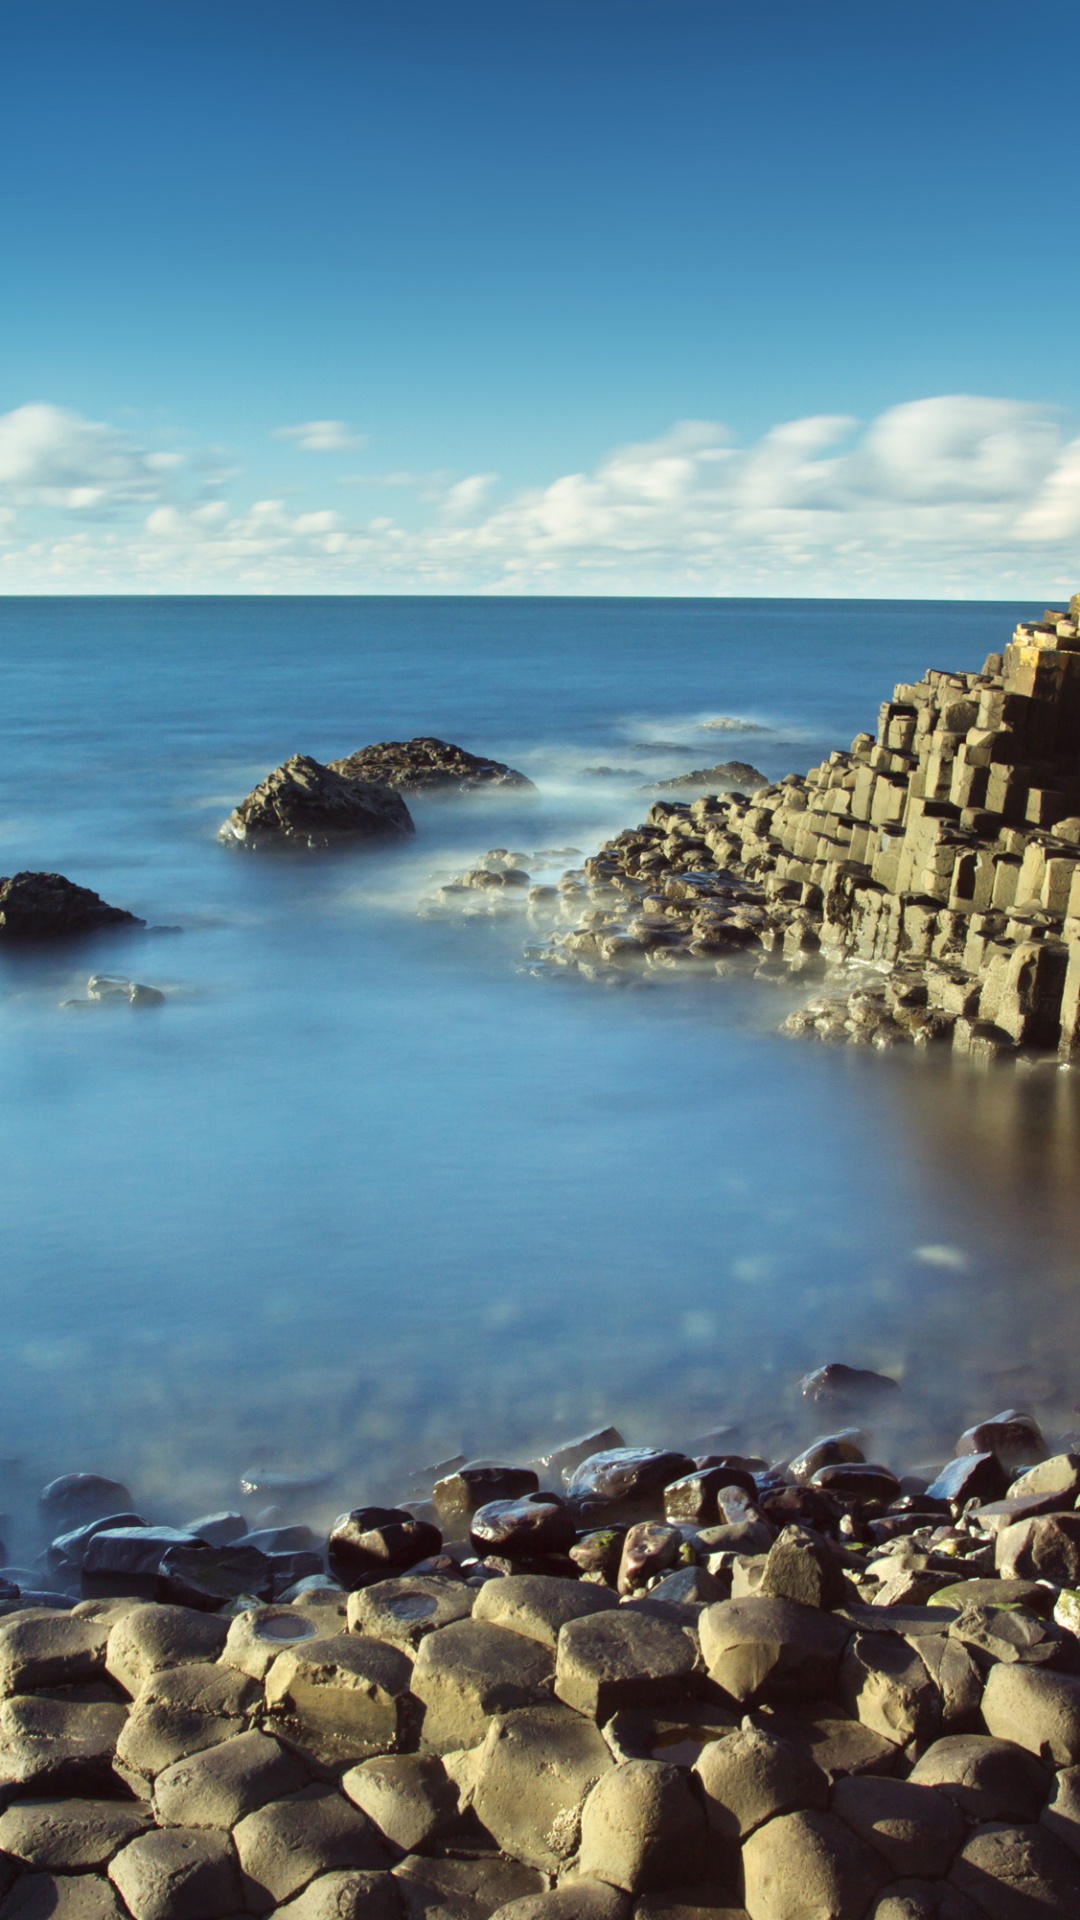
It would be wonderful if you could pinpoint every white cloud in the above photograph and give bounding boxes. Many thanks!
[0,393,1078,593]
[273,420,365,452]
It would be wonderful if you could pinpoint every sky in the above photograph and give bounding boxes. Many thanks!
[1,0,1079,596]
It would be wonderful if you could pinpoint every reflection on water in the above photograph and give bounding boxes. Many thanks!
[0,595,1077,1548]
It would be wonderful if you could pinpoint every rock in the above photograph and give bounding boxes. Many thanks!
[0,1612,110,1692]
[470,1498,576,1561]
[275,1870,404,1920]
[934,1578,1053,1615]
[113,1662,261,1788]
[1009,1455,1080,1503]
[830,1774,966,1879]
[642,762,767,794]
[471,1701,613,1869]
[264,1635,415,1768]
[78,1529,197,1603]
[221,1604,328,1681]
[341,1753,459,1853]
[472,1573,618,1647]
[910,1633,983,1734]
[741,1808,890,1920]
[554,1608,698,1720]
[234,1784,390,1913]
[432,1467,539,1522]
[152,1727,311,1829]
[995,1513,1080,1585]
[604,1702,738,1766]
[48,1516,149,1572]
[971,1492,1071,1533]
[955,1411,1048,1470]
[219,755,414,849]
[0,1798,154,1871]
[156,1538,275,1611]
[329,739,535,795]
[743,1703,901,1782]
[1040,1765,1080,1859]
[184,1513,248,1548]
[799,1366,899,1406]
[923,1454,1010,1509]
[328,1509,443,1589]
[982,1664,1080,1765]
[570,1533,626,1585]
[0,1694,128,1794]
[757,1527,847,1610]
[567,1452,695,1521]
[699,1597,851,1707]
[347,1577,475,1649]
[0,1876,128,1920]
[868,1884,983,1920]
[948,1821,1080,1917]
[618,1525,685,1596]
[536,1430,627,1485]
[808,1465,901,1504]
[127,984,165,1008]
[632,1891,748,1920]
[693,1728,828,1870]
[393,1854,546,1920]
[40,1476,134,1530]
[409,1619,554,1752]
[0,875,143,942]
[948,1603,1073,1674]
[643,1567,725,1612]
[788,1434,868,1484]
[108,1828,242,1920]
[489,1884,629,1920]
[663,1470,759,1525]
[577,1760,708,1893]
[105,1604,228,1695]
[838,1633,941,1745]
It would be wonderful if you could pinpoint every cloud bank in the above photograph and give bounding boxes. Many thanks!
[0,395,1077,595]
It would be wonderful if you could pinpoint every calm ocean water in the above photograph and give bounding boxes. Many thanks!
[1,596,1077,1537]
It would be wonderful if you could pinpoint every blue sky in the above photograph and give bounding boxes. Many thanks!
[1,0,1078,594]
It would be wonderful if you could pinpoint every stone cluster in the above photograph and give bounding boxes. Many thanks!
[8,1389,1080,1918]
[529,596,1080,1063]
[328,740,535,797]
[219,756,416,850]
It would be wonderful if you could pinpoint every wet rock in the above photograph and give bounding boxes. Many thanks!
[567,1452,695,1521]
[808,1464,902,1504]
[741,1808,890,1920]
[955,1410,1048,1470]
[432,1467,539,1522]
[0,1612,110,1692]
[108,1826,243,1920]
[757,1527,847,1610]
[234,1784,390,1914]
[184,1512,247,1548]
[535,1430,627,1484]
[153,1727,311,1829]
[409,1619,554,1752]
[219,755,414,849]
[838,1633,941,1746]
[0,1695,128,1794]
[924,1453,1010,1509]
[328,1510,442,1589]
[472,1702,614,1870]
[554,1608,699,1720]
[948,1821,1080,1918]
[114,1662,261,1788]
[618,1525,685,1596]
[346,1576,475,1650]
[830,1774,965,1879]
[788,1432,868,1484]
[663,1469,758,1525]
[264,1635,415,1768]
[0,875,144,942]
[329,739,535,795]
[982,1664,1080,1765]
[275,1871,404,1920]
[799,1366,899,1406]
[569,1532,625,1585]
[393,1853,545,1920]
[470,1497,576,1561]
[105,1604,228,1695]
[0,1875,127,1920]
[699,1597,851,1708]
[578,1760,708,1893]
[78,1529,197,1603]
[341,1753,459,1854]
[48,1515,149,1573]
[907,1736,1051,1824]
[40,1477,135,1531]
[0,1798,154,1872]
[157,1538,275,1611]
[472,1572,618,1648]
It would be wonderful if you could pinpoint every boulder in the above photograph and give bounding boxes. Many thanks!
[955,1411,1047,1470]
[78,1529,201,1603]
[347,1577,475,1649]
[0,875,143,941]
[743,1703,901,1783]
[329,739,535,795]
[432,1467,539,1522]
[472,1573,618,1648]
[1009,1454,1080,1503]
[221,1604,328,1681]
[788,1433,868,1484]
[693,1727,828,1861]
[838,1633,941,1745]
[567,1452,695,1522]
[40,1476,134,1530]
[554,1608,699,1720]
[393,1854,545,1920]
[108,1827,243,1920]
[48,1515,148,1572]
[808,1465,901,1504]
[909,1735,1051,1823]
[328,1509,442,1589]
[983,1664,1080,1766]
[924,1454,1009,1509]
[488,1884,629,1920]
[663,1470,759,1525]
[909,1633,983,1734]
[219,755,414,848]
[535,1429,627,1485]
[0,1613,110,1693]
[106,1604,228,1695]
[113,1662,261,1789]
[618,1526,685,1597]
[757,1527,847,1610]
[799,1366,899,1405]
[470,1498,576,1561]
[275,1871,404,1920]
[604,1701,737,1766]
[948,1821,1080,1917]
[741,1808,890,1920]
[868,1885,983,1920]
[0,1695,128,1795]
[0,1876,128,1920]
[995,1513,1080,1585]
[577,1760,708,1893]
[409,1619,554,1752]
[471,1702,614,1870]
[233,1784,390,1914]
[699,1597,851,1707]
[830,1774,966,1879]
[341,1753,459,1853]
[264,1635,415,1768]
[0,1798,154,1872]
[152,1727,311,1829]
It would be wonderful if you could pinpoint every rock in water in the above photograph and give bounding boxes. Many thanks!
[329,738,536,794]
[0,873,144,940]
[641,761,768,794]
[219,755,415,849]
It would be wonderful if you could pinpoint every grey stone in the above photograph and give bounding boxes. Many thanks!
[909,1735,1051,1823]
[0,1695,128,1793]
[108,1827,242,1920]
[995,1513,1080,1585]
[473,1575,619,1649]
[982,1663,1080,1765]
[221,1605,327,1681]
[492,1884,629,1920]
[693,1728,828,1863]
[410,1619,554,1752]
[743,1703,900,1782]
[0,1876,128,1920]
[1010,1455,1080,1502]
[699,1598,851,1707]
[578,1760,708,1893]
[868,1885,984,1920]
[838,1633,941,1745]
[106,1604,228,1696]
[830,1774,966,1878]
[113,1661,260,1787]
[632,1892,748,1920]
[153,1727,311,1828]
[948,1821,1080,1918]
[757,1528,847,1611]
[910,1634,983,1734]
[0,1798,154,1871]
[603,1703,738,1767]
[219,756,414,849]
[234,1785,391,1914]
[275,1870,404,1920]
[393,1855,546,1920]
[555,1609,698,1721]
[1040,1764,1080,1859]
[741,1808,890,1920]
[264,1635,415,1768]
[341,1754,459,1853]
[347,1578,475,1650]
[0,1614,110,1694]
[472,1702,614,1869]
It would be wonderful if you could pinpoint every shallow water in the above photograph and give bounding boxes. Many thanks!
[1,596,1078,1545]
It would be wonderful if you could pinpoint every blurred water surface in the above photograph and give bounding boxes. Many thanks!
[1,596,1078,1532]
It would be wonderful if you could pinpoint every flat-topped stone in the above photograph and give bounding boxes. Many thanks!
[554,1609,698,1721]
[699,1597,851,1706]
[472,1574,619,1648]
[0,1798,154,1872]
[347,1577,474,1649]
[410,1619,554,1752]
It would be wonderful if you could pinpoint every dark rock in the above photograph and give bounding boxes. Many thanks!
[924,1453,1010,1509]
[789,1432,868,1483]
[48,1514,148,1571]
[955,1410,1048,1470]
[569,1531,625,1585]
[567,1450,695,1519]
[641,763,768,794]
[617,1525,684,1597]
[219,754,415,849]
[800,1366,900,1405]
[40,1476,135,1529]
[328,1508,442,1589]
[432,1465,539,1520]
[760,1486,845,1535]
[809,1464,902,1503]
[469,1497,575,1560]
[186,1513,250,1548]
[0,874,143,941]
[663,1467,757,1524]
[329,737,536,795]
[79,1528,194,1600]
[534,1428,626,1483]
[157,1540,276,1611]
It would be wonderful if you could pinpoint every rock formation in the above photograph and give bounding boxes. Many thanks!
[642,760,768,794]
[329,738,535,795]
[0,872,144,940]
[219,755,415,849]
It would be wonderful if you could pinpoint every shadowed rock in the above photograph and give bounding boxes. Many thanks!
[219,755,414,849]
[0,874,143,940]
[330,738,535,795]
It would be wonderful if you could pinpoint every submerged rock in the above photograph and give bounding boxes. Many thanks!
[0,873,143,940]
[329,737,535,794]
[219,755,414,849]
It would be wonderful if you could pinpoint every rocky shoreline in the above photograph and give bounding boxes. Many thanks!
[6,1379,1080,1918]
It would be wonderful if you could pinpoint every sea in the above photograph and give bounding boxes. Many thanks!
[1,595,1077,1539]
